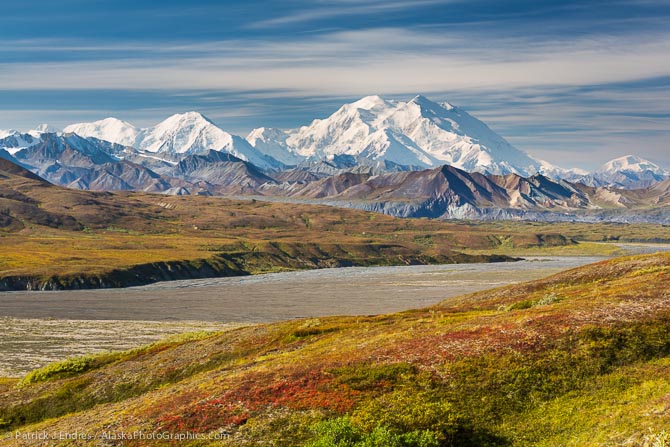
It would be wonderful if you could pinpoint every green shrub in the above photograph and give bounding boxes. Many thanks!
[441,317,670,439]
[18,331,219,387]
[508,299,534,311]
[306,417,439,447]
[19,355,100,386]
[353,387,456,438]
[308,417,360,447]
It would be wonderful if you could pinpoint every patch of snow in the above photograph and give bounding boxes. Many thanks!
[0,131,43,155]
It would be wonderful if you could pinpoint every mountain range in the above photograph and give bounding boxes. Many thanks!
[59,95,580,177]
[1,94,669,223]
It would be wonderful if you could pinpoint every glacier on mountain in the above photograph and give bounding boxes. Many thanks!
[65,112,283,170]
[248,94,566,176]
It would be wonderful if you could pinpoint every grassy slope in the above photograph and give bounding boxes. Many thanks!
[1,189,579,288]
[462,220,670,243]
[4,160,670,287]
[5,157,670,287]
[4,191,670,288]
[2,253,670,446]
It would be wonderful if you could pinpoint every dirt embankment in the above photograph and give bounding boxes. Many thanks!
[0,243,517,291]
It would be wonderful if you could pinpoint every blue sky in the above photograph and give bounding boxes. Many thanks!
[0,0,668,170]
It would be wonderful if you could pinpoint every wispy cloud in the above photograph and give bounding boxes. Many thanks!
[440,83,670,169]
[1,28,668,94]
[248,0,452,28]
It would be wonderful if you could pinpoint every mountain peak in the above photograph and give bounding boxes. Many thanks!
[97,117,136,127]
[407,94,449,116]
[247,127,287,141]
[597,155,668,175]
[64,118,139,148]
[145,112,231,155]
[409,94,440,107]
[62,113,283,169]
[277,94,546,175]
[0,129,19,139]
[351,95,390,110]
[410,94,430,103]
[182,111,212,121]
[160,111,215,127]
[33,124,60,134]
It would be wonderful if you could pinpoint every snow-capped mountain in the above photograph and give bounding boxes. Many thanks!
[0,130,44,155]
[11,96,668,194]
[245,127,303,166]
[30,124,61,136]
[578,155,670,189]
[61,96,578,176]
[15,133,118,167]
[65,118,139,148]
[596,155,668,176]
[247,95,562,176]
[0,125,60,157]
[65,112,283,170]
[6,132,194,193]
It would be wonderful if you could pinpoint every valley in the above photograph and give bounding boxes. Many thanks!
[3,0,669,444]
[4,152,670,291]
[7,156,629,291]
[0,256,606,377]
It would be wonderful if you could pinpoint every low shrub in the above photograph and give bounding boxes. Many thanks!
[307,416,439,447]
[19,355,107,386]
[332,363,416,391]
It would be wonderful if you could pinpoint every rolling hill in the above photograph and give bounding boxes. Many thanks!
[2,253,670,445]
[2,157,536,290]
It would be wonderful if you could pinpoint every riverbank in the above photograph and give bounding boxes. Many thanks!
[1,256,602,376]
[2,244,669,377]
[0,247,516,291]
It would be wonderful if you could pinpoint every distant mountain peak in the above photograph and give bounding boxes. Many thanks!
[98,117,135,126]
[405,94,450,118]
[246,94,559,176]
[0,129,19,139]
[351,95,393,110]
[575,154,670,189]
[409,94,433,105]
[33,124,60,134]
[247,127,285,139]
[64,118,139,148]
[162,111,215,126]
[52,95,669,180]
[596,155,668,175]
[65,112,283,170]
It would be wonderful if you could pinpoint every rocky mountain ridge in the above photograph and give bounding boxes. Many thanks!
[2,95,668,223]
